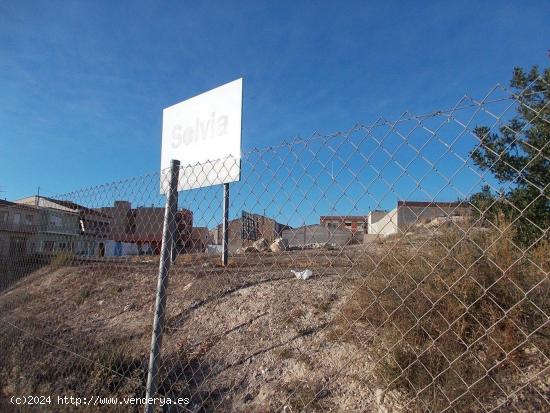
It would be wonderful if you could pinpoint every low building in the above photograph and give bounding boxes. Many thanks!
[367,200,470,237]
[320,215,368,233]
[320,215,369,243]
[282,224,353,247]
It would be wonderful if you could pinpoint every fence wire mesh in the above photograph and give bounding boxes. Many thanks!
[0,77,549,412]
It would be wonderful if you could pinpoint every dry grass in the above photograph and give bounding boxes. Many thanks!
[281,378,330,412]
[340,219,550,411]
[51,250,74,268]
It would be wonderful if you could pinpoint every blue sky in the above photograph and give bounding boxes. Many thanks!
[0,1,549,225]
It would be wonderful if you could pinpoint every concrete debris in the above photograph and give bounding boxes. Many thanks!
[291,269,313,280]
[236,239,333,254]
[270,238,289,252]
[252,238,270,252]
[236,246,259,254]
[289,242,336,251]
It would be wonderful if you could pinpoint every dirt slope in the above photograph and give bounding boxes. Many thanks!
[0,249,382,412]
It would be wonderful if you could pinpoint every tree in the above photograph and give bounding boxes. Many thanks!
[470,65,550,246]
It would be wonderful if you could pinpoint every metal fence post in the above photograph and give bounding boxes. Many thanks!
[222,183,229,266]
[144,159,180,413]
[171,192,179,264]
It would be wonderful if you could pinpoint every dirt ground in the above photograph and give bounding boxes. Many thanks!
[0,246,390,412]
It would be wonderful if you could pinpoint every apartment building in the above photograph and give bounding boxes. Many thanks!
[0,200,41,256]
[16,196,108,255]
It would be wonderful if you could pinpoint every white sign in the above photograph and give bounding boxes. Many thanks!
[160,78,242,192]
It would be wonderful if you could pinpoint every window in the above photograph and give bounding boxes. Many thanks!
[242,211,259,241]
[49,215,62,226]
[13,213,21,224]
[0,211,7,222]
[25,214,33,225]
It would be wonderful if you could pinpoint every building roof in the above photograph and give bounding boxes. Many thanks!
[397,200,466,208]
[40,197,111,218]
[0,199,39,210]
[320,215,369,221]
[0,199,17,207]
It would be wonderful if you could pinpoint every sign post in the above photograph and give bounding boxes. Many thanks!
[147,78,242,406]
[222,183,229,266]
[145,159,180,413]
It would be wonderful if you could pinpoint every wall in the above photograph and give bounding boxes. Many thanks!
[367,202,471,237]
[367,211,388,234]
[282,225,352,246]
[368,208,399,236]
[397,202,470,232]
[188,227,209,252]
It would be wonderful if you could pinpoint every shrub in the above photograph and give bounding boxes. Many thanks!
[342,219,549,411]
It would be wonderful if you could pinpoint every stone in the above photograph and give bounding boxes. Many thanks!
[252,238,270,252]
[270,238,289,252]
[375,388,385,404]
[237,246,258,254]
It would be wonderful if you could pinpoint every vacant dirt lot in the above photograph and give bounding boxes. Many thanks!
[1,231,548,412]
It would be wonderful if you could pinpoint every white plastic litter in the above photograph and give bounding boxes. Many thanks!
[291,269,313,280]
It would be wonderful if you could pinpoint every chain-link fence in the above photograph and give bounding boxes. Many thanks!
[1,77,548,412]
